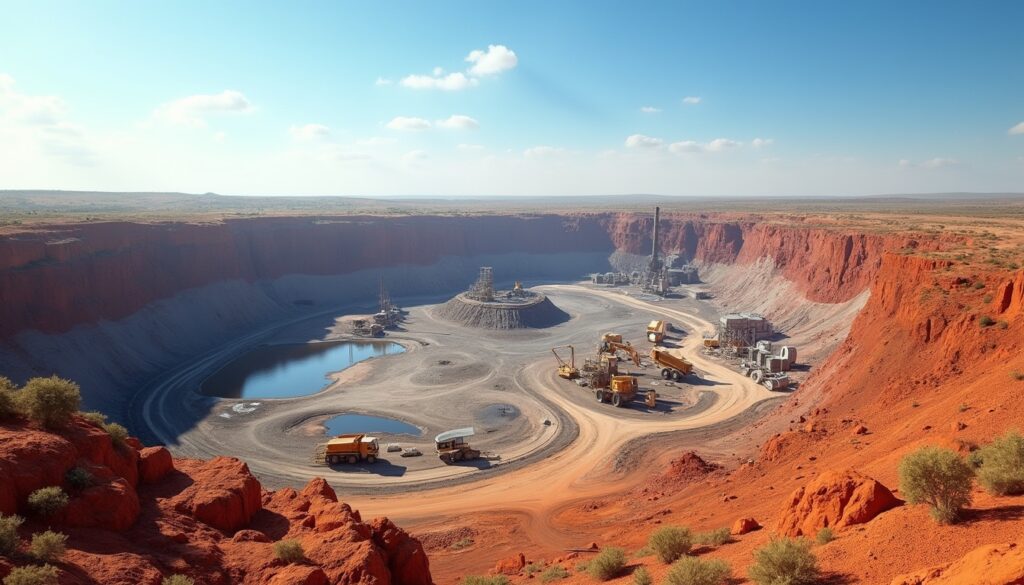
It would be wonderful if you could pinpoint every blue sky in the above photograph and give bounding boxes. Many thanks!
[1,1,1022,196]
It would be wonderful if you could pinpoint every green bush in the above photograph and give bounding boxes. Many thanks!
[103,422,130,447]
[815,526,835,545]
[2,564,59,585]
[664,557,731,585]
[979,315,995,327]
[694,527,731,547]
[273,539,304,563]
[29,530,67,562]
[17,376,81,428]
[648,525,692,563]
[899,446,974,524]
[65,466,94,491]
[27,487,69,518]
[461,577,509,585]
[587,547,626,581]
[161,576,195,585]
[975,431,1024,496]
[79,411,108,427]
[748,538,819,585]
[632,566,652,585]
[539,565,570,583]
[0,513,25,555]
[0,377,19,419]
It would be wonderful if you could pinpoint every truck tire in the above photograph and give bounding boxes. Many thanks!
[751,370,764,383]
[366,455,376,464]
[661,368,671,379]
[328,455,339,465]
[452,450,463,462]
[347,455,357,464]
[672,370,683,382]
[595,389,605,403]
[611,393,623,407]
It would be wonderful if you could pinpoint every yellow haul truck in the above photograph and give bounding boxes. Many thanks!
[317,434,380,465]
[647,320,668,343]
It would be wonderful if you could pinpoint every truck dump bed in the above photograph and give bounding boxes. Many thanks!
[649,348,693,374]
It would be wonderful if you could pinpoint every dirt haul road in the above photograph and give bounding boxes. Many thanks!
[344,285,776,539]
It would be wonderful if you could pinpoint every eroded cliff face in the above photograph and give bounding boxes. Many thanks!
[0,212,945,341]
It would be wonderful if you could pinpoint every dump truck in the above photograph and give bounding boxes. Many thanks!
[702,335,720,349]
[647,320,668,343]
[316,434,380,465]
[594,375,656,408]
[552,345,579,379]
[435,427,480,464]
[650,347,694,381]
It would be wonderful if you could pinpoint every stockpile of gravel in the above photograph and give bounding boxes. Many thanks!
[436,292,570,329]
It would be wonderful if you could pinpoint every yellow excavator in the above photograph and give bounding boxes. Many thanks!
[600,338,642,368]
[552,345,579,379]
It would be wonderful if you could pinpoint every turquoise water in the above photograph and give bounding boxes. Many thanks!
[203,341,404,399]
[324,414,422,436]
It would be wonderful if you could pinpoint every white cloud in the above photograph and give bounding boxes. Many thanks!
[751,138,774,148]
[524,145,564,158]
[289,123,331,141]
[0,74,66,125]
[1010,122,1024,135]
[402,149,428,165]
[625,134,663,149]
[640,106,662,113]
[375,77,393,86]
[682,96,702,105]
[386,116,432,131]
[154,90,254,127]
[899,157,959,169]
[0,74,96,165]
[436,114,479,130]
[212,131,227,143]
[457,143,485,151]
[400,72,478,91]
[356,136,396,146]
[466,45,518,76]
[669,138,742,153]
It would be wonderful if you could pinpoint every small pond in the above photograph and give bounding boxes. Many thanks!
[323,414,422,437]
[202,341,404,399]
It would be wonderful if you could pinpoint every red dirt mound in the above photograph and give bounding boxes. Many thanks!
[777,469,901,537]
[889,540,1024,585]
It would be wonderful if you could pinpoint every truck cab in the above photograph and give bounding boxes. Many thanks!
[647,320,667,343]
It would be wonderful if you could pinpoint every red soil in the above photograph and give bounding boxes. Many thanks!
[0,416,431,584]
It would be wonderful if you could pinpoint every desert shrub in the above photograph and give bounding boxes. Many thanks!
[979,315,995,327]
[79,411,107,427]
[524,563,542,576]
[27,487,69,517]
[461,577,509,585]
[0,378,19,419]
[632,566,652,585]
[273,539,304,563]
[998,320,1009,330]
[2,564,59,585]
[899,446,974,524]
[1013,370,1024,381]
[982,293,994,303]
[451,537,473,550]
[65,466,94,491]
[975,431,1024,496]
[748,538,819,585]
[648,525,692,563]
[694,527,731,547]
[815,526,835,545]
[973,281,985,289]
[103,422,130,447]
[539,565,570,582]
[587,547,626,580]
[0,513,25,555]
[17,376,81,428]
[161,576,195,585]
[29,530,67,562]
[665,557,731,585]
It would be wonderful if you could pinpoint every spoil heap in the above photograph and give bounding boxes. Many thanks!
[436,268,569,329]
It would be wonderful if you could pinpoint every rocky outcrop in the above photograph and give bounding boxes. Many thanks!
[0,415,432,584]
[890,540,1024,585]
[493,552,527,575]
[777,470,901,537]
[731,517,761,535]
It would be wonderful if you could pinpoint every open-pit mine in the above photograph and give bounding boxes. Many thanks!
[1,197,1023,584]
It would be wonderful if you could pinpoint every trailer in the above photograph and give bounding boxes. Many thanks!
[649,347,694,381]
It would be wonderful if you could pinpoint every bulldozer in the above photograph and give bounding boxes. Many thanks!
[593,375,657,408]
[552,345,579,379]
[435,427,480,464]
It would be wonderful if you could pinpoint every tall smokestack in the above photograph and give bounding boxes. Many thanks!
[651,206,660,268]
